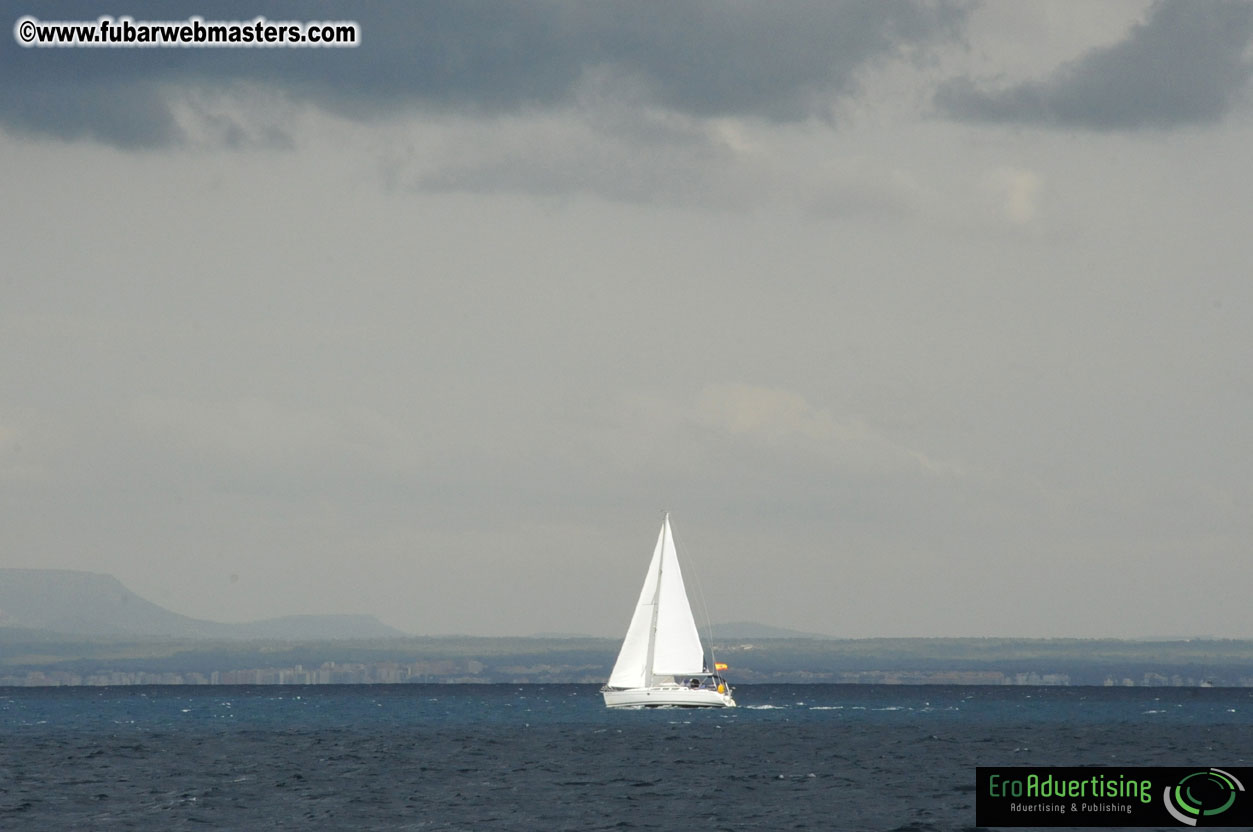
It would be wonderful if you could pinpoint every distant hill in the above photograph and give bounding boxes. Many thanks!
[0,568,406,640]
[711,621,832,639]
[223,614,408,640]
[531,622,832,640]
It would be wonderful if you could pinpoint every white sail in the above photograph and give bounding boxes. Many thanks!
[606,522,665,689]
[649,516,705,676]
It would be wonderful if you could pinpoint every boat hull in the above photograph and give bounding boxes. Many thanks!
[602,686,736,709]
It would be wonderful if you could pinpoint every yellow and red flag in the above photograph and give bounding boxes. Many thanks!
[714,662,728,671]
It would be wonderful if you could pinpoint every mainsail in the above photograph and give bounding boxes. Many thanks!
[606,514,705,689]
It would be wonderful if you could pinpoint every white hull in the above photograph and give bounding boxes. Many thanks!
[602,685,736,709]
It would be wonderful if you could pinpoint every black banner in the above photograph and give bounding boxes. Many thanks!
[976,766,1253,827]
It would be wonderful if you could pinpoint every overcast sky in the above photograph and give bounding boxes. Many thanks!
[3,0,1251,639]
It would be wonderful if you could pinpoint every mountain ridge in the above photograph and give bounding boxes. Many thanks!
[711,621,832,640]
[0,568,406,640]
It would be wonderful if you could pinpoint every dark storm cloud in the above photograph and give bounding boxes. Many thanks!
[1,0,967,147]
[935,0,1253,130]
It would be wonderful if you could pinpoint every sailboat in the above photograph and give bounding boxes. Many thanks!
[602,513,735,708]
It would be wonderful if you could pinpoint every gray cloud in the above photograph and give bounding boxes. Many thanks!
[0,79,179,149]
[935,0,1253,130]
[1,0,967,147]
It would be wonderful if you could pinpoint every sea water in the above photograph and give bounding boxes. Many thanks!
[2,684,1250,830]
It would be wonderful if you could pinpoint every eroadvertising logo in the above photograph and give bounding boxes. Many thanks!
[1162,769,1246,826]
[975,767,1252,827]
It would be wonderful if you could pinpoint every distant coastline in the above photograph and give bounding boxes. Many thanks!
[4,630,1252,687]
[4,569,1251,688]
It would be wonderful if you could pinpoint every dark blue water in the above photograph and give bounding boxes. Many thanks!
[2,684,1250,830]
